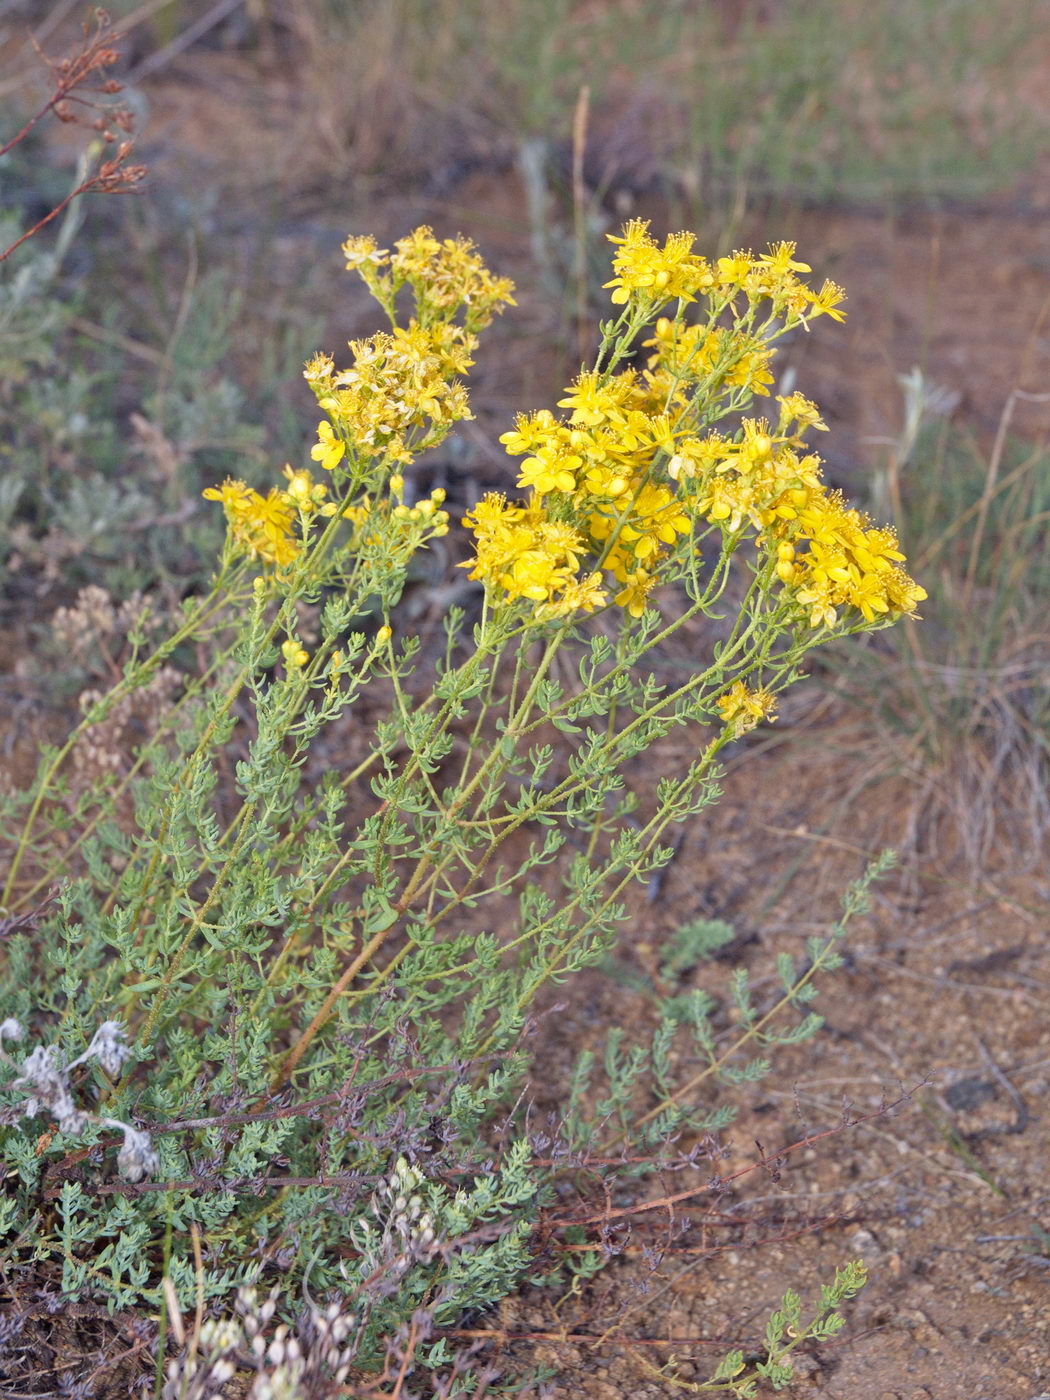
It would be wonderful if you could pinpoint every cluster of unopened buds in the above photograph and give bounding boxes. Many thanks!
[0,1019,159,1182]
[375,1156,439,1252]
[163,1286,358,1400]
[351,1156,439,1285]
[387,474,450,535]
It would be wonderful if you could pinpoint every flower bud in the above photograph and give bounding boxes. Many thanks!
[749,433,773,462]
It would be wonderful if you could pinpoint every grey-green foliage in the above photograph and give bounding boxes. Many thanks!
[566,855,893,1153]
[707,1260,869,1395]
[0,149,282,597]
[0,543,885,1352]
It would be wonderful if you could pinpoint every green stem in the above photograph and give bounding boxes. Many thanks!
[135,799,258,1048]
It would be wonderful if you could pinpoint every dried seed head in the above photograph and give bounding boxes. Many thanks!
[116,1124,160,1183]
[87,1020,132,1078]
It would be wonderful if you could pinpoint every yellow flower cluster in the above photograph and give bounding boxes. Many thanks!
[668,412,926,629]
[203,477,310,570]
[789,495,926,628]
[589,483,691,603]
[342,227,516,331]
[266,221,923,644]
[488,370,702,615]
[461,495,606,618]
[467,360,924,631]
[304,322,476,472]
[458,221,862,624]
[199,228,508,596]
[605,221,845,327]
[605,222,714,305]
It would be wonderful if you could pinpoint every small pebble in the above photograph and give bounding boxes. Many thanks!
[847,1227,882,1262]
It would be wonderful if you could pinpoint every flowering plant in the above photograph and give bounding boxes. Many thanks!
[0,222,916,1384]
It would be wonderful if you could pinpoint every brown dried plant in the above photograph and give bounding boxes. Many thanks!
[0,8,146,264]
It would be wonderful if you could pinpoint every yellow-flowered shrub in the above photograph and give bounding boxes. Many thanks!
[6,222,899,1383]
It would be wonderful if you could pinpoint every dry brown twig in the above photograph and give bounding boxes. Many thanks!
[0,8,146,264]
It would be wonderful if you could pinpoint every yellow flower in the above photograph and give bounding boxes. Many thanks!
[614,570,654,618]
[694,476,755,533]
[807,279,847,323]
[391,225,442,276]
[518,446,581,496]
[203,478,251,513]
[716,681,778,737]
[502,549,569,602]
[341,234,389,271]
[795,578,838,629]
[282,639,309,669]
[633,483,691,546]
[310,421,346,473]
[580,459,631,499]
[756,241,811,277]
[667,435,728,482]
[716,251,753,288]
[537,571,607,619]
[499,411,558,456]
[203,478,299,569]
[557,373,631,428]
[303,351,335,385]
[776,392,828,435]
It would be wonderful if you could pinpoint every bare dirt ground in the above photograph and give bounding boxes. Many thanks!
[502,746,1049,1399]
[5,32,1049,1399]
